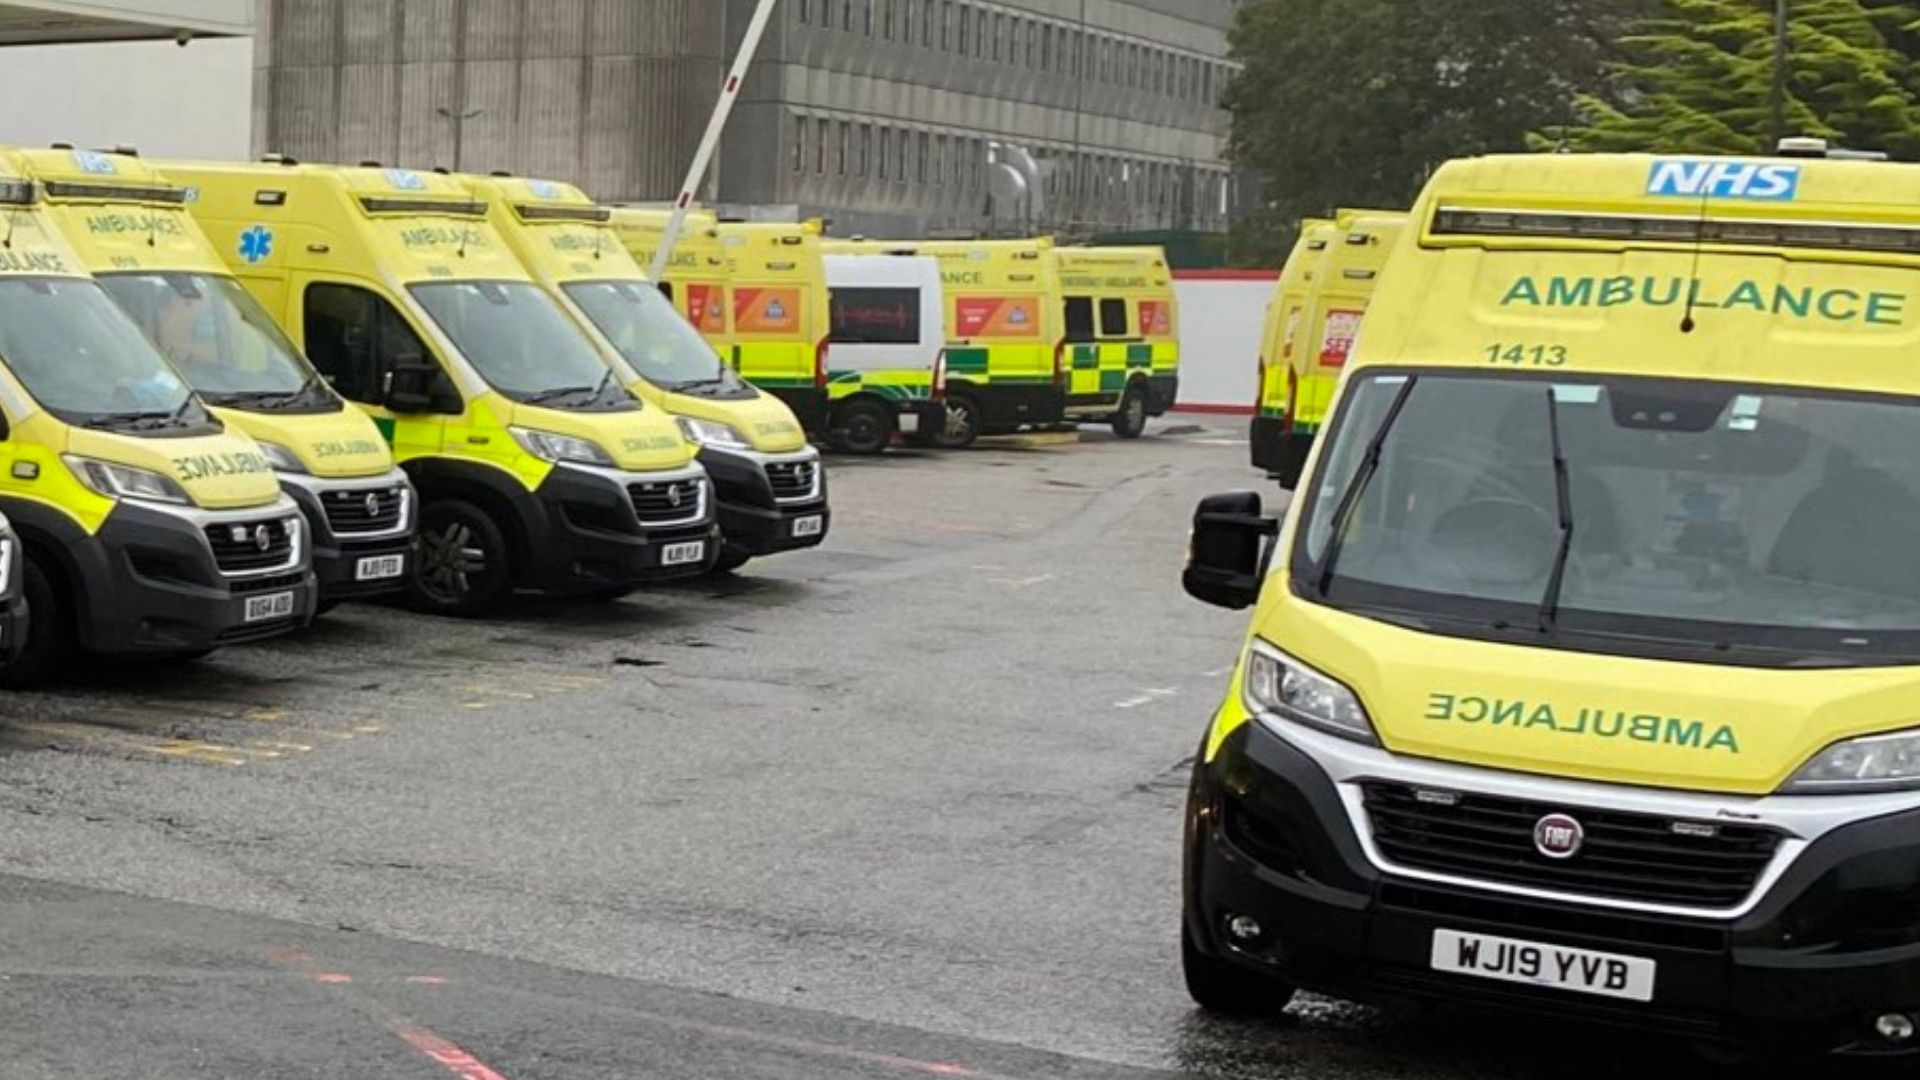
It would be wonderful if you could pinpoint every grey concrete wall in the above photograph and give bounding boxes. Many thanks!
[255,0,725,201]
[254,0,1236,236]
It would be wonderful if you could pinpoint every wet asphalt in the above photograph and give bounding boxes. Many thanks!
[0,421,1872,1078]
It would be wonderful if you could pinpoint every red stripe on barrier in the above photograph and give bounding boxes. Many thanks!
[1171,269,1278,281]
[1170,403,1256,416]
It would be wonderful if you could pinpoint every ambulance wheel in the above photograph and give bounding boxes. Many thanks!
[1112,385,1150,439]
[409,499,512,617]
[0,550,70,688]
[932,395,982,449]
[1182,924,1296,1017]
[831,399,895,456]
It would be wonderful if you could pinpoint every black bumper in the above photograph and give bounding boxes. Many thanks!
[1147,373,1179,416]
[0,539,25,665]
[74,502,316,654]
[1248,417,1313,485]
[282,483,416,602]
[1185,722,1920,1056]
[517,465,720,592]
[765,387,830,439]
[699,449,829,559]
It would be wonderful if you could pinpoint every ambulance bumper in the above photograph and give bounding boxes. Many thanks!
[698,447,830,559]
[0,532,25,665]
[1146,373,1178,416]
[522,462,720,591]
[1186,719,1920,1056]
[278,470,417,602]
[79,498,316,655]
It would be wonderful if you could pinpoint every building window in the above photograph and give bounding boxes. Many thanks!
[793,115,806,172]
[877,128,890,180]
[991,12,1002,62]
[882,0,893,38]
[958,5,971,56]
[797,0,810,24]
[816,118,829,174]
[857,124,871,177]
[1040,24,1051,70]
[841,0,851,30]
[1027,19,1038,68]
[915,132,928,184]
[837,121,849,175]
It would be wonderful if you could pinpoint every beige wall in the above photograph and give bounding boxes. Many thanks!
[0,36,253,159]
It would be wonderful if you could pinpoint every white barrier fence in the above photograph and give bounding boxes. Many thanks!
[1172,271,1276,416]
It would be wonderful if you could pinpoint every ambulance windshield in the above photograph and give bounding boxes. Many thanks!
[0,276,208,431]
[99,272,330,411]
[561,279,738,391]
[411,280,635,410]
[1297,371,1920,666]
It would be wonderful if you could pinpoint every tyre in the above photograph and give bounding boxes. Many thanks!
[1112,384,1150,439]
[1182,924,1296,1017]
[931,395,982,449]
[708,549,752,575]
[0,549,71,688]
[830,399,895,456]
[407,499,513,617]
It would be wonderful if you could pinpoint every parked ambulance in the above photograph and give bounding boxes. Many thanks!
[1051,245,1181,437]
[464,173,827,573]
[1249,212,1403,482]
[161,159,717,615]
[1182,145,1920,1056]
[819,243,947,454]
[0,154,310,682]
[12,147,417,608]
[608,206,730,343]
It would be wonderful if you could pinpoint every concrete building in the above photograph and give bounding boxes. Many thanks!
[253,0,1237,238]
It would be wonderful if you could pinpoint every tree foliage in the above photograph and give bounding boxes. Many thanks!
[1557,0,1920,157]
[1224,0,1640,266]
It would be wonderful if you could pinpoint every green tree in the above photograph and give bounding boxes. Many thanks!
[1224,0,1640,266]
[1559,0,1920,156]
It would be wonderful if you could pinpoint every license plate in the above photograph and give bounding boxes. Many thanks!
[243,590,296,623]
[661,541,706,566]
[792,514,824,538]
[898,412,920,434]
[1431,929,1655,1002]
[355,554,406,581]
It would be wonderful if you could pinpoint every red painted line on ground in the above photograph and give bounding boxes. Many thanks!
[312,972,353,984]
[620,1006,1005,1080]
[1170,403,1255,416]
[393,1023,515,1080]
[407,974,450,986]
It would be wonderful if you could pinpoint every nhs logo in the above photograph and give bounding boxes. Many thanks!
[1646,159,1800,201]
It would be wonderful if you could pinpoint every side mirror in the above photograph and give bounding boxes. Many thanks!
[385,359,459,415]
[1271,431,1314,491]
[1183,492,1280,610]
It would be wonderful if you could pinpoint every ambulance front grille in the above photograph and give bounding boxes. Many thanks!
[1362,782,1782,909]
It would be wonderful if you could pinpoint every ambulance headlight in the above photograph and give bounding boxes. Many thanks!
[676,416,751,451]
[509,427,616,467]
[1242,638,1377,746]
[63,455,191,506]
[255,441,309,475]
[1784,729,1920,794]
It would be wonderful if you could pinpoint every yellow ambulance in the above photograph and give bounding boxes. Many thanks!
[12,147,416,608]
[1249,218,1334,477]
[0,156,311,683]
[608,206,731,346]
[1052,245,1180,437]
[710,221,833,438]
[1181,145,1920,1056]
[1249,212,1404,481]
[466,174,827,573]
[864,238,1066,448]
[162,159,716,615]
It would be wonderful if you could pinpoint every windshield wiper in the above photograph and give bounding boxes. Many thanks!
[520,384,598,406]
[671,374,733,394]
[1537,387,1574,633]
[97,395,197,431]
[1315,376,1418,597]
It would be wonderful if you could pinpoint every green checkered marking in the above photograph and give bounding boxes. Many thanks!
[1099,370,1128,394]
[945,348,990,376]
[374,416,397,444]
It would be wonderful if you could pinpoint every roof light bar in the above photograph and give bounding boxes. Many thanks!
[358,196,487,217]
[1432,207,1920,255]
[513,203,611,224]
[0,180,37,206]
[42,181,186,204]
